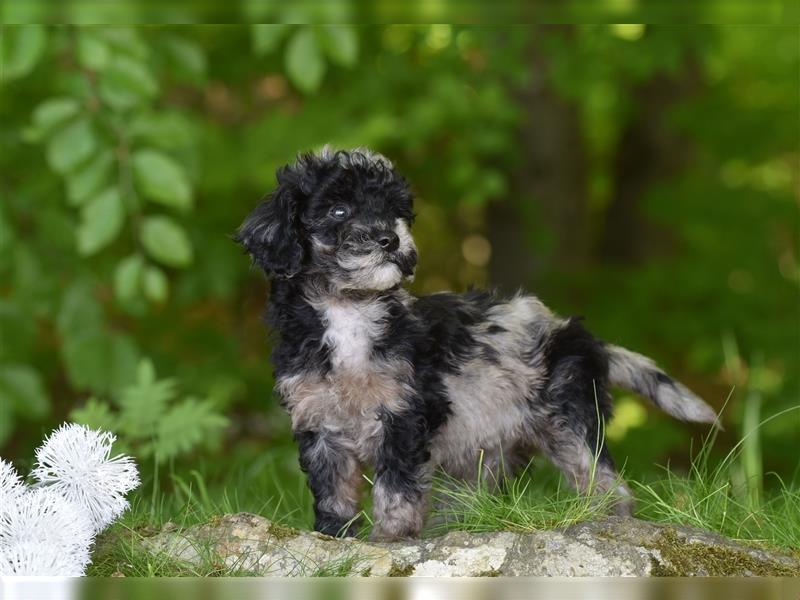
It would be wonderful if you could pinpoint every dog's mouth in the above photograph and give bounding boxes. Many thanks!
[327,247,414,292]
[389,250,417,279]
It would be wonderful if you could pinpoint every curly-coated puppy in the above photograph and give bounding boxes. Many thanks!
[235,148,717,541]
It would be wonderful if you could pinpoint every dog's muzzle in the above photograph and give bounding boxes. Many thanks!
[329,220,417,289]
[342,226,399,255]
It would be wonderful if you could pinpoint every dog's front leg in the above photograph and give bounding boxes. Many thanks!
[295,429,362,537]
[370,410,432,541]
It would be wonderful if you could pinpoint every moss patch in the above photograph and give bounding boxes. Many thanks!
[475,568,502,577]
[206,515,224,528]
[387,563,415,577]
[648,528,800,577]
[267,522,298,541]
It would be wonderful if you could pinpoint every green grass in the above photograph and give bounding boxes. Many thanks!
[426,441,800,556]
[86,446,315,576]
[634,406,800,552]
[428,460,619,536]
[87,407,800,576]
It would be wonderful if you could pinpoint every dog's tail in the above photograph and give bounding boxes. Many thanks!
[606,344,718,425]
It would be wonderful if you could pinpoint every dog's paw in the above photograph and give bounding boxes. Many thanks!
[369,523,419,543]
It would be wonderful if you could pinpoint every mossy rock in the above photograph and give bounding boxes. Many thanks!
[648,528,800,577]
[386,563,415,577]
[139,513,800,577]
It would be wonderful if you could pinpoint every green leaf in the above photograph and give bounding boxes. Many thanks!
[0,25,46,81]
[162,35,206,83]
[96,29,148,60]
[57,281,103,338]
[136,359,156,386]
[154,398,228,461]
[66,150,115,207]
[29,97,81,140]
[70,397,118,432]
[77,31,111,71]
[62,331,139,394]
[285,28,326,94]
[140,216,193,268]
[0,364,50,420]
[252,24,289,55]
[129,111,195,150]
[46,118,97,174]
[99,55,158,110]
[76,187,125,255]
[114,254,144,304]
[117,360,176,439]
[132,149,192,210]
[142,264,169,303]
[320,26,358,67]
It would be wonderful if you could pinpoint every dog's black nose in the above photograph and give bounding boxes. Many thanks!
[376,231,400,252]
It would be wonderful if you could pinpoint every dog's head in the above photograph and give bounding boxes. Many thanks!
[235,148,417,292]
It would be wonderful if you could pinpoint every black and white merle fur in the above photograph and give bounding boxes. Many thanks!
[235,148,718,541]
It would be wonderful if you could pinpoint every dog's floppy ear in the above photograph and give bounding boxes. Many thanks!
[235,172,305,279]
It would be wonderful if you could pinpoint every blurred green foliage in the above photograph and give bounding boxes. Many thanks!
[0,23,797,496]
[0,0,793,25]
[71,359,228,464]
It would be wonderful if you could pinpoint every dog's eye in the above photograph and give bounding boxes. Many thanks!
[329,205,349,219]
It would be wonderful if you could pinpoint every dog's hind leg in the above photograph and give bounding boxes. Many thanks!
[533,423,634,516]
[532,355,634,516]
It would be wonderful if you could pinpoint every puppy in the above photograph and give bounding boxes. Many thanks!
[235,148,717,541]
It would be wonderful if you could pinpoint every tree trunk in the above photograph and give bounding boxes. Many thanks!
[488,27,589,294]
[488,28,702,292]
[599,67,700,263]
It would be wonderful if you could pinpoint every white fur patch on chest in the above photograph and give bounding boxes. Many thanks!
[321,299,386,373]
[278,302,408,461]
[276,297,411,462]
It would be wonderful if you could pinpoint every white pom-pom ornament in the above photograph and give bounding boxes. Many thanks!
[0,541,88,577]
[0,423,140,576]
[31,424,140,533]
[0,460,25,506]
[0,488,94,561]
